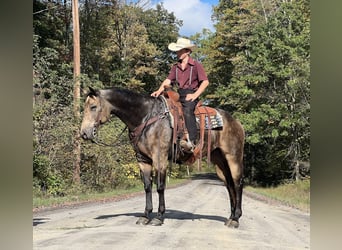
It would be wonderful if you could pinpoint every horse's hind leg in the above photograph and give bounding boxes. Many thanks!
[136,162,153,225]
[212,149,243,228]
[225,154,243,228]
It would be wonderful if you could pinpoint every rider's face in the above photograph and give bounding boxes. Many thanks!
[176,48,190,61]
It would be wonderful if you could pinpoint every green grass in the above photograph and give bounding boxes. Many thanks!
[33,186,141,210]
[33,177,189,211]
[245,179,310,212]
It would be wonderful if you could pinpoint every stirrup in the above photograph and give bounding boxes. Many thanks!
[180,140,195,153]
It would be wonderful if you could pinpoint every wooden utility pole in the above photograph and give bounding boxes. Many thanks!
[72,0,81,184]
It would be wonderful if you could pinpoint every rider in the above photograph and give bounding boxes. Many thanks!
[151,38,209,152]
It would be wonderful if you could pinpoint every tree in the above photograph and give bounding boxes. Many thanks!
[33,34,75,194]
[79,0,115,81]
[208,0,310,185]
[33,0,73,63]
[97,4,153,89]
[141,3,181,91]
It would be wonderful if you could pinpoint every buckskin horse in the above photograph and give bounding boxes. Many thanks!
[80,87,244,228]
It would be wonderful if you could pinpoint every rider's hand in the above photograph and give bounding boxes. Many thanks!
[151,89,162,97]
[185,93,197,102]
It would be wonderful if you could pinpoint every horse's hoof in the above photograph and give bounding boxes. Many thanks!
[136,216,150,225]
[150,217,163,226]
[225,218,239,228]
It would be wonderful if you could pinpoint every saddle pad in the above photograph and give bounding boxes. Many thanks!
[196,112,223,129]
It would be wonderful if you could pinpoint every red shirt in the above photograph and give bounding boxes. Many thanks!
[167,57,208,90]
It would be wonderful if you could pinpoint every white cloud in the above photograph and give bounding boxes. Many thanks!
[154,0,214,36]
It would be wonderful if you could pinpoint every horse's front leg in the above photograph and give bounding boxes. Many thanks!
[150,158,168,226]
[136,162,153,225]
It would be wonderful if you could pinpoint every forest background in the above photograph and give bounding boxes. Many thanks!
[33,0,310,197]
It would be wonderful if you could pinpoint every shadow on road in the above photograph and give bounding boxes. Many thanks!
[95,213,141,220]
[33,218,50,226]
[191,172,225,187]
[191,172,219,180]
[95,209,226,223]
[166,209,226,223]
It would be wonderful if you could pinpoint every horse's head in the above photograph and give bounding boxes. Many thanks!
[80,87,112,140]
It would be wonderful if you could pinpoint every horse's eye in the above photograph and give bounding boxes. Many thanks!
[90,105,97,111]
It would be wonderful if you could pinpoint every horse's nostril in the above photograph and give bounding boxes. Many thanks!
[81,133,88,140]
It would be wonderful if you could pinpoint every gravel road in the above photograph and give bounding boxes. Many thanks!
[33,174,310,250]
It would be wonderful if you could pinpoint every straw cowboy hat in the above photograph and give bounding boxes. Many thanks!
[168,38,197,52]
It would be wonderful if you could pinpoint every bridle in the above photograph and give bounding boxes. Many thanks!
[88,95,128,147]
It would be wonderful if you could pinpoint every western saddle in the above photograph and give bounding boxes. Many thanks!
[162,90,223,165]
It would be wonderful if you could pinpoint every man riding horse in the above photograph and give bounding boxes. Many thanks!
[151,38,209,153]
[80,38,245,228]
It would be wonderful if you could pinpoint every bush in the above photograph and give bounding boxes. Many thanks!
[33,154,66,196]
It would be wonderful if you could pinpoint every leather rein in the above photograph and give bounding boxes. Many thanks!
[91,124,128,147]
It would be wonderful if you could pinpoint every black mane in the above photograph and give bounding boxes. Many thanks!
[102,87,161,129]
[107,87,153,106]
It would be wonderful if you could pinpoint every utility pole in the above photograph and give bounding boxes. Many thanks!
[72,0,81,184]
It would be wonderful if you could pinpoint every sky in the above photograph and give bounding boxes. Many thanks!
[149,0,219,37]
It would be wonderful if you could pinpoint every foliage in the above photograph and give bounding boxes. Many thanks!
[33,32,75,196]
[205,0,310,185]
[33,0,73,63]
[80,117,139,191]
[78,1,181,92]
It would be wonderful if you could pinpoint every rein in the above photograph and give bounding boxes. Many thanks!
[91,124,128,147]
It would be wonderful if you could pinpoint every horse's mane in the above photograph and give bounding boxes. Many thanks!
[111,87,145,98]
[104,87,154,107]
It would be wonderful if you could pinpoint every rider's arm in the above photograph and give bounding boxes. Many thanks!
[151,79,172,97]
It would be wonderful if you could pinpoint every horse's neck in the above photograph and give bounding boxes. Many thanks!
[102,89,154,130]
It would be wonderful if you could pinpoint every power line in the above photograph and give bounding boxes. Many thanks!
[33,5,58,15]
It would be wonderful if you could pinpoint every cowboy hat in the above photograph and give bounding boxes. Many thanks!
[168,38,197,52]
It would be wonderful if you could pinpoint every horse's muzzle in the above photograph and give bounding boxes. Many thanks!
[80,127,97,140]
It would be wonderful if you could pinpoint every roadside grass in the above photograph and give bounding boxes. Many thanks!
[33,177,189,211]
[245,179,310,212]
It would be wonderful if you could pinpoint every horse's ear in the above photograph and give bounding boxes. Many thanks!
[88,87,97,97]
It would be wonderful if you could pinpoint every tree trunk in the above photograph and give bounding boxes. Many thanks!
[72,0,81,184]
[293,160,300,182]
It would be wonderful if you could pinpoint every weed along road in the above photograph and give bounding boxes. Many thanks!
[33,174,310,249]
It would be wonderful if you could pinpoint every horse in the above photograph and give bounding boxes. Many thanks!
[80,86,245,228]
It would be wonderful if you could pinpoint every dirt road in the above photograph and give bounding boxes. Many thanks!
[33,174,310,249]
